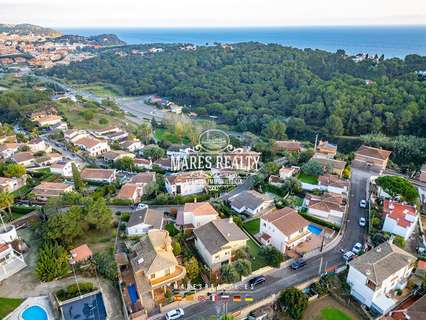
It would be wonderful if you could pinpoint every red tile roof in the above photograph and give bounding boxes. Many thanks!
[383,200,417,228]
[70,244,93,263]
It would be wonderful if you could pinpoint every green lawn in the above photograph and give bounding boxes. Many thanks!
[243,218,260,236]
[319,307,353,320]
[0,297,23,318]
[246,240,268,270]
[297,172,319,185]
[154,128,191,145]
[75,83,124,97]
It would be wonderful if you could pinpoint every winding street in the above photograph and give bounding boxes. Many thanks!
[173,168,373,320]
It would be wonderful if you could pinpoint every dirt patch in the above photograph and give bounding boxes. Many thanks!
[303,295,360,320]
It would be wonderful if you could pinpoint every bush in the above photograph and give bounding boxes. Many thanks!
[121,212,130,222]
[393,235,406,248]
[56,282,95,301]
[220,263,240,283]
[279,287,308,320]
[172,241,182,256]
[92,252,118,281]
[376,176,419,204]
[301,160,323,177]
[233,259,252,277]
[259,245,284,268]
[298,211,340,231]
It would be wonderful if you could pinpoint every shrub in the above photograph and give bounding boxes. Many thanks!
[393,235,406,248]
[233,259,252,277]
[259,245,284,268]
[172,241,182,256]
[121,212,130,222]
[279,287,308,320]
[56,282,95,301]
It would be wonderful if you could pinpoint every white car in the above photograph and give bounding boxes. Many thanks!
[165,308,184,320]
[359,200,367,208]
[343,251,356,262]
[352,242,363,254]
[359,217,366,227]
[137,203,148,210]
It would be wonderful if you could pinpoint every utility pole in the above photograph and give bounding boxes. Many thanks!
[314,133,319,150]
[318,256,323,275]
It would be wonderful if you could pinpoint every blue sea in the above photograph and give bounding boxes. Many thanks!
[59,26,426,58]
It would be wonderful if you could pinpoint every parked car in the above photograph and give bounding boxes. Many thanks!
[352,242,363,254]
[248,275,266,289]
[359,200,367,208]
[137,203,148,210]
[291,259,307,270]
[359,217,366,227]
[343,251,356,262]
[165,308,184,320]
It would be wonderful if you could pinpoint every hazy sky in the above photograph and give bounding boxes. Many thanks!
[1,0,426,28]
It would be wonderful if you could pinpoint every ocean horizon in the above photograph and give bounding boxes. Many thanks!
[59,26,426,58]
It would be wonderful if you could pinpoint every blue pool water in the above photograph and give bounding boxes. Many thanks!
[127,284,139,304]
[308,224,322,235]
[22,305,48,320]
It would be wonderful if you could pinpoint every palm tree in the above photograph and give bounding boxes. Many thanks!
[0,191,14,219]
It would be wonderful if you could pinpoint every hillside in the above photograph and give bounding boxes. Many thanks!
[46,43,426,139]
[53,34,126,46]
[0,23,62,37]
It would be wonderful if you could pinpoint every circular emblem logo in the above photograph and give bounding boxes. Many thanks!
[198,129,231,152]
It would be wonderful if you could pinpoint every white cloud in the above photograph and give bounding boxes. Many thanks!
[1,0,425,27]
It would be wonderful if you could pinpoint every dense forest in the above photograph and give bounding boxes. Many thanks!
[46,43,426,138]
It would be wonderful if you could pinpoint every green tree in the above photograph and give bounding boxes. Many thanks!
[220,263,240,283]
[184,257,199,281]
[172,241,182,256]
[143,145,165,161]
[375,176,419,204]
[0,192,14,218]
[279,287,308,320]
[92,252,118,281]
[46,206,84,246]
[325,115,344,136]
[83,198,112,231]
[35,242,70,282]
[136,122,152,144]
[263,119,287,140]
[262,161,280,176]
[71,163,84,192]
[3,163,26,178]
[114,156,135,171]
[259,245,284,267]
[301,160,324,177]
[233,259,252,277]
[393,236,406,248]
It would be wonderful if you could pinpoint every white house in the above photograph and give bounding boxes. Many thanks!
[64,129,89,143]
[194,219,248,269]
[0,143,20,159]
[0,243,26,281]
[318,174,350,194]
[120,140,143,152]
[382,200,418,240]
[12,152,35,168]
[50,161,79,178]
[126,207,164,236]
[177,201,219,229]
[134,158,152,170]
[102,150,135,162]
[279,166,300,180]
[305,193,346,226]
[32,182,73,201]
[259,207,311,253]
[0,176,26,193]
[27,137,50,153]
[73,137,110,157]
[165,171,208,196]
[228,190,274,216]
[347,242,416,315]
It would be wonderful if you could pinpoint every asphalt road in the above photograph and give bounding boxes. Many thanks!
[179,168,373,320]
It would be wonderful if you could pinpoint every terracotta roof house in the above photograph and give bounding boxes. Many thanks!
[353,145,392,171]
[102,150,135,162]
[316,140,337,158]
[312,154,346,177]
[0,143,20,159]
[70,244,93,264]
[318,174,350,194]
[80,168,116,184]
[260,207,311,253]
[382,200,418,240]
[228,190,274,216]
[116,183,143,203]
[126,207,164,236]
[273,140,302,153]
[120,140,143,152]
[134,158,152,170]
[12,152,35,167]
[0,176,26,193]
[279,166,300,180]
[177,201,219,229]
[130,230,186,302]
[305,192,346,225]
[32,182,73,200]
[389,295,426,320]
[131,172,156,185]
[74,137,110,157]
[50,161,80,178]
[194,218,248,269]
[347,242,416,314]
[165,171,208,196]
[153,158,172,170]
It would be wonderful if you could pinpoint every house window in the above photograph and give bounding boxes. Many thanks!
[150,274,156,279]
[366,279,376,290]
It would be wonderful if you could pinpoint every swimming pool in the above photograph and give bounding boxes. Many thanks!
[308,224,323,235]
[21,305,48,320]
